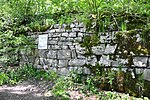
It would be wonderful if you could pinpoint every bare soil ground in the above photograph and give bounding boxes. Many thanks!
[0,80,98,100]
[0,80,56,100]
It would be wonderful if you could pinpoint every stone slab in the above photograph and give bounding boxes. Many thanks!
[47,50,57,59]
[133,57,148,67]
[99,55,111,66]
[104,44,117,54]
[58,60,68,67]
[144,69,150,81]
[69,59,86,66]
[92,45,105,55]
[57,50,71,60]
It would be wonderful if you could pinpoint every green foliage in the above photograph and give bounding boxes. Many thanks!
[0,64,58,85]
[51,75,74,98]
[0,72,9,85]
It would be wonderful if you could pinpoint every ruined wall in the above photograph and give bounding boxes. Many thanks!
[21,22,150,81]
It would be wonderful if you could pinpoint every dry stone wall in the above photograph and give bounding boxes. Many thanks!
[21,22,150,81]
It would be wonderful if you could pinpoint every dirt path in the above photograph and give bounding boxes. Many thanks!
[0,80,55,100]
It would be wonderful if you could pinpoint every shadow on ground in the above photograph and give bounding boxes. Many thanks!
[0,92,56,100]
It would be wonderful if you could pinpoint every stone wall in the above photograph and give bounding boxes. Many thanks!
[21,22,150,81]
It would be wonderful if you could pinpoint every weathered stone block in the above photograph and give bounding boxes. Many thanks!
[112,59,128,66]
[52,33,61,37]
[72,28,80,32]
[39,58,46,65]
[48,33,53,37]
[34,57,40,65]
[53,37,59,41]
[148,58,150,68]
[46,59,58,67]
[39,50,48,58]
[60,45,68,49]
[78,32,84,37]
[51,45,61,50]
[80,28,86,32]
[86,57,97,66]
[48,40,58,45]
[49,29,56,33]
[62,32,68,37]
[75,45,86,54]
[66,37,75,42]
[59,37,66,42]
[58,42,63,45]
[63,42,73,46]
[69,59,86,66]
[77,54,86,59]
[55,29,65,32]
[71,50,77,59]
[133,57,148,67]
[92,45,105,55]
[74,37,82,42]
[69,32,76,37]
[99,55,111,66]
[70,23,75,28]
[104,44,117,54]
[53,24,60,29]
[144,69,150,81]
[83,67,91,74]
[51,59,58,67]
[69,45,75,50]
[58,60,68,67]
[47,50,57,59]
[78,22,84,28]
[58,50,71,59]
[58,68,69,75]
[100,36,106,43]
